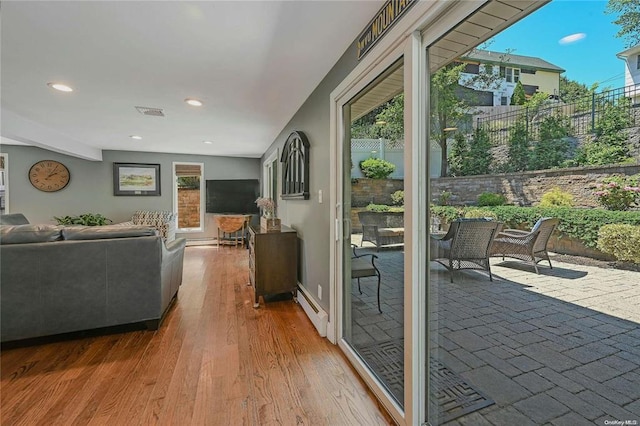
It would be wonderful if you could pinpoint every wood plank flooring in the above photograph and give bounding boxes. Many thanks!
[1,246,394,425]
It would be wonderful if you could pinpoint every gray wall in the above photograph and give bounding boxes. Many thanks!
[1,145,260,238]
[261,41,360,313]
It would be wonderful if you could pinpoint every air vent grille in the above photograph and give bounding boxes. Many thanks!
[135,106,165,117]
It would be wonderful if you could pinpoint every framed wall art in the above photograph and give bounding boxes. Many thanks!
[113,163,161,196]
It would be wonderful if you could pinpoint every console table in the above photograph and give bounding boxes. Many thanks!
[248,224,298,308]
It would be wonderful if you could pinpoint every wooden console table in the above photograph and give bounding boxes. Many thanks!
[214,214,251,248]
[248,224,297,307]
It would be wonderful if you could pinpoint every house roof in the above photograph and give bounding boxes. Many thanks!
[617,44,640,58]
[460,49,565,73]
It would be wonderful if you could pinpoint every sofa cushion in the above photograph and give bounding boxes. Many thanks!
[62,225,158,240]
[0,224,62,244]
[0,213,30,225]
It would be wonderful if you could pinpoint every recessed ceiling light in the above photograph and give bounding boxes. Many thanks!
[185,98,203,107]
[203,140,213,144]
[47,82,73,92]
[130,135,143,140]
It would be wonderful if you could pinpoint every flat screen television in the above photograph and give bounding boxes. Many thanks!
[205,179,260,214]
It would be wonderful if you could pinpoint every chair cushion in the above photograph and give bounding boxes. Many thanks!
[351,258,377,278]
[378,227,404,237]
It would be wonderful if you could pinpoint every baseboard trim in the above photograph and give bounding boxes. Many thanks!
[297,284,328,337]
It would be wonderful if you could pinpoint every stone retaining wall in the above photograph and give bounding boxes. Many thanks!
[432,163,640,207]
[351,178,403,208]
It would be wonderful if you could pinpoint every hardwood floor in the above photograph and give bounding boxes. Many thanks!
[1,246,394,425]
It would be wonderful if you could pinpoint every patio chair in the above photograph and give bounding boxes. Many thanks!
[430,219,501,283]
[491,217,559,274]
[351,244,382,313]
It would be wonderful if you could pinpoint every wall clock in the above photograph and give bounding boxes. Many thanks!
[29,160,71,192]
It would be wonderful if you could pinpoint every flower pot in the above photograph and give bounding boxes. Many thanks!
[260,217,281,232]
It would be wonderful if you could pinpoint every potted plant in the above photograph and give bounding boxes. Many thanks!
[53,213,112,226]
[255,197,280,231]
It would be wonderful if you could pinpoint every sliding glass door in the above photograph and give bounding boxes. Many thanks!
[340,59,406,410]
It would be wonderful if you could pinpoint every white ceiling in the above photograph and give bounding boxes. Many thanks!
[1,1,384,160]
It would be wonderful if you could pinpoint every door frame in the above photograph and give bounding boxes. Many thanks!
[328,1,492,424]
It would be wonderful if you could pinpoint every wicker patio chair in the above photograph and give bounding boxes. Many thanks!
[351,244,382,313]
[430,219,501,283]
[491,217,559,274]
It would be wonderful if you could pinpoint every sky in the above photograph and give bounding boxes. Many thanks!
[485,0,627,89]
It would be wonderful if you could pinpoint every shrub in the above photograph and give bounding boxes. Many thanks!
[177,176,200,189]
[464,208,497,220]
[529,114,572,170]
[477,192,507,207]
[507,119,530,172]
[598,224,640,263]
[574,98,632,166]
[437,191,452,206]
[390,190,404,206]
[359,157,396,179]
[366,203,390,212]
[430,205,640,249]
[54,213,112,226]
[593,175,640,211]
[510,81,526,105]
[539,187,574,208]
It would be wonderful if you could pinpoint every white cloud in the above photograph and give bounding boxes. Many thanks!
[559,33,587,45]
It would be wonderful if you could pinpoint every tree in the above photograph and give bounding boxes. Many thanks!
[606,0,640,48]
[431,63,468,177]
[507,119,530,172]
[448,128,493,176]
[559,76,590,103]
[510,81,526,105]
[447,132,468,177]
[350,93,404,142]
[529,114,572,170]
[375,93,404,143]
[467,127,493,175]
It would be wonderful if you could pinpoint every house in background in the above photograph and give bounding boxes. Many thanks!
[617,44,640,105]
[457,49,565,106]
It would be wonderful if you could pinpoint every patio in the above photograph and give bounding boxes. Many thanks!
[348,243,640,424]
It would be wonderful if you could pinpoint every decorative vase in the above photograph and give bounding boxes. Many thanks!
[260,216,281,232]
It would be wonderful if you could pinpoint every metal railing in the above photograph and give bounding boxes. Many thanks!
[476,84,640,145]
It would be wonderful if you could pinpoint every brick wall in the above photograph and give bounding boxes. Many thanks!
[431,163,640,207]
[177,188,200,228]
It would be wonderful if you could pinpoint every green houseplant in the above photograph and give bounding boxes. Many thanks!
[53,213,112,226]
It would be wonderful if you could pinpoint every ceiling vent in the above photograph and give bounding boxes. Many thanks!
[135,106,165,117]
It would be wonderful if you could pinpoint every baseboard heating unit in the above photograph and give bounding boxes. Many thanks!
[297,284,328,337]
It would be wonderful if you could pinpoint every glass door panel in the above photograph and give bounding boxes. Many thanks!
[341,59,405,407]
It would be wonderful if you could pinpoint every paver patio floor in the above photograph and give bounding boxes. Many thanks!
[347,244,640,425]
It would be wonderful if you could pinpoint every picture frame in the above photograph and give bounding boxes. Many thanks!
[113,163,161,196]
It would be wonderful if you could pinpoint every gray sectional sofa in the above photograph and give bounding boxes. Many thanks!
[0,215,186,342]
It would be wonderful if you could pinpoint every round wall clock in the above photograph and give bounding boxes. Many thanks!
[29,160,71,192]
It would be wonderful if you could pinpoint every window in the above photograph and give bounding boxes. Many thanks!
[637,55,640,70]
[521,68,536,74]
[173,162,204,231]
[463,63,479,74]
[500,66,520,83]
[501,96,508,105]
